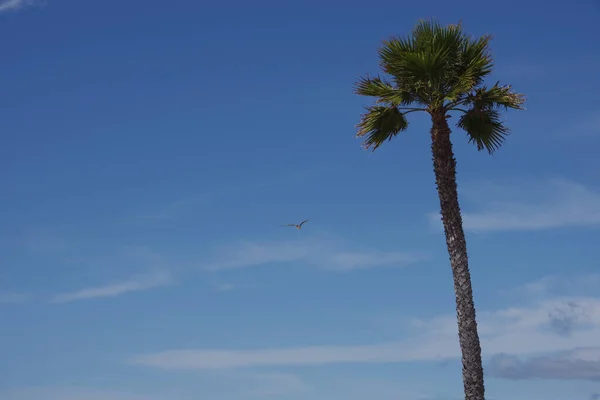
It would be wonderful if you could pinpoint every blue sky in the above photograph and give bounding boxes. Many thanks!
[1,0,600,399]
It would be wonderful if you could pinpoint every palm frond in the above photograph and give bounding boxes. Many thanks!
[356,105,409,150]
[377,19,494,108]
[354,76,414,106]
[412,20,463,55]
[380,28,461,83]
[464,82,526,111]
[378,36,415,73]
[456,107,509,154]
[461,35,494,83]
[444,35,494,101]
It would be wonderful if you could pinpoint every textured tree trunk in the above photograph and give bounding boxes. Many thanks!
[430,112,485,400]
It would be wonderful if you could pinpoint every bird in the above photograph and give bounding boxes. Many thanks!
[284,219,310,230]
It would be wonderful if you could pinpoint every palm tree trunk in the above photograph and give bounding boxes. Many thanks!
[430,112,485,400]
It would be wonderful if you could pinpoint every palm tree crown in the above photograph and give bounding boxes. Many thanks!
[355,20,525,153]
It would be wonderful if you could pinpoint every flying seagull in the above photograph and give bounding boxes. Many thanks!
[284,219,310,230]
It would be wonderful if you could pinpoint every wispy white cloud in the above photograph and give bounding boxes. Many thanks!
[130,341,431,370]
[0,291,30,304]
[204,234,421,272]
[0,386,164,400]
[428,179,600,232]
[0,0,39,13]
[205,239,315,271]
[0,374,309,400]
[51,271,172,304]
[212,282,235,292]
[520,275,562,297]
[516,273,600,299]
[130,275,600,375]
[209,281,264,293]
[501,273,600,304]
[326,250,419,271]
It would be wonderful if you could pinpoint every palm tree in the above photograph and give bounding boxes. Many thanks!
[354,20,525,400]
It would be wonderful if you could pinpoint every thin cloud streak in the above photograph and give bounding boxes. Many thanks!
[204,234,421,272]
[130,276,600,372]
[0,0,38,12]
[212,282,235,292]
[520,274,600,298]
[428,179,600,232]
[0,386,166,400]
[130,341,442,370]
[0,373,309,400]
[51,271,172,304]
[326,251,420,271]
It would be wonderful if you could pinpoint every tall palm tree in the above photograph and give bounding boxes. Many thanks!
[354,20,525,400]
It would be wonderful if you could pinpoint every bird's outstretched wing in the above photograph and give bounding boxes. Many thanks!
[283,224,296,227]
[298,219,310,227]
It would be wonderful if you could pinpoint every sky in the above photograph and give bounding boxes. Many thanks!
[1,0,600,399]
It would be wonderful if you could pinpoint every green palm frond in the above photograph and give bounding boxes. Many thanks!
[444,35,494,101]
[465,82,526,111]
[375,20,496,109]
[356,106,409,150]
[378,36,414,69]
[354,76,415,106]
[457,107,509,154]
[454,83,524,154]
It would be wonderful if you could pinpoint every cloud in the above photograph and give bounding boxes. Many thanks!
[514,274,600,299]
[0,376,308,400]
[0,0,39,13]
[428,179,600,232]
[204,234,421,272]
[0,386,164,400]
[209,280,264,292]
[0,291,30,304]
[212,282,235,292]
[547,301,591,336]
[51,271,172,304]
[0,373,309,400]
[130,341,437,370]
[326,250,420,272]
[205,239,315,271]
[520,275,561,296]
[130,276,600,372]
[487,347,600,381]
